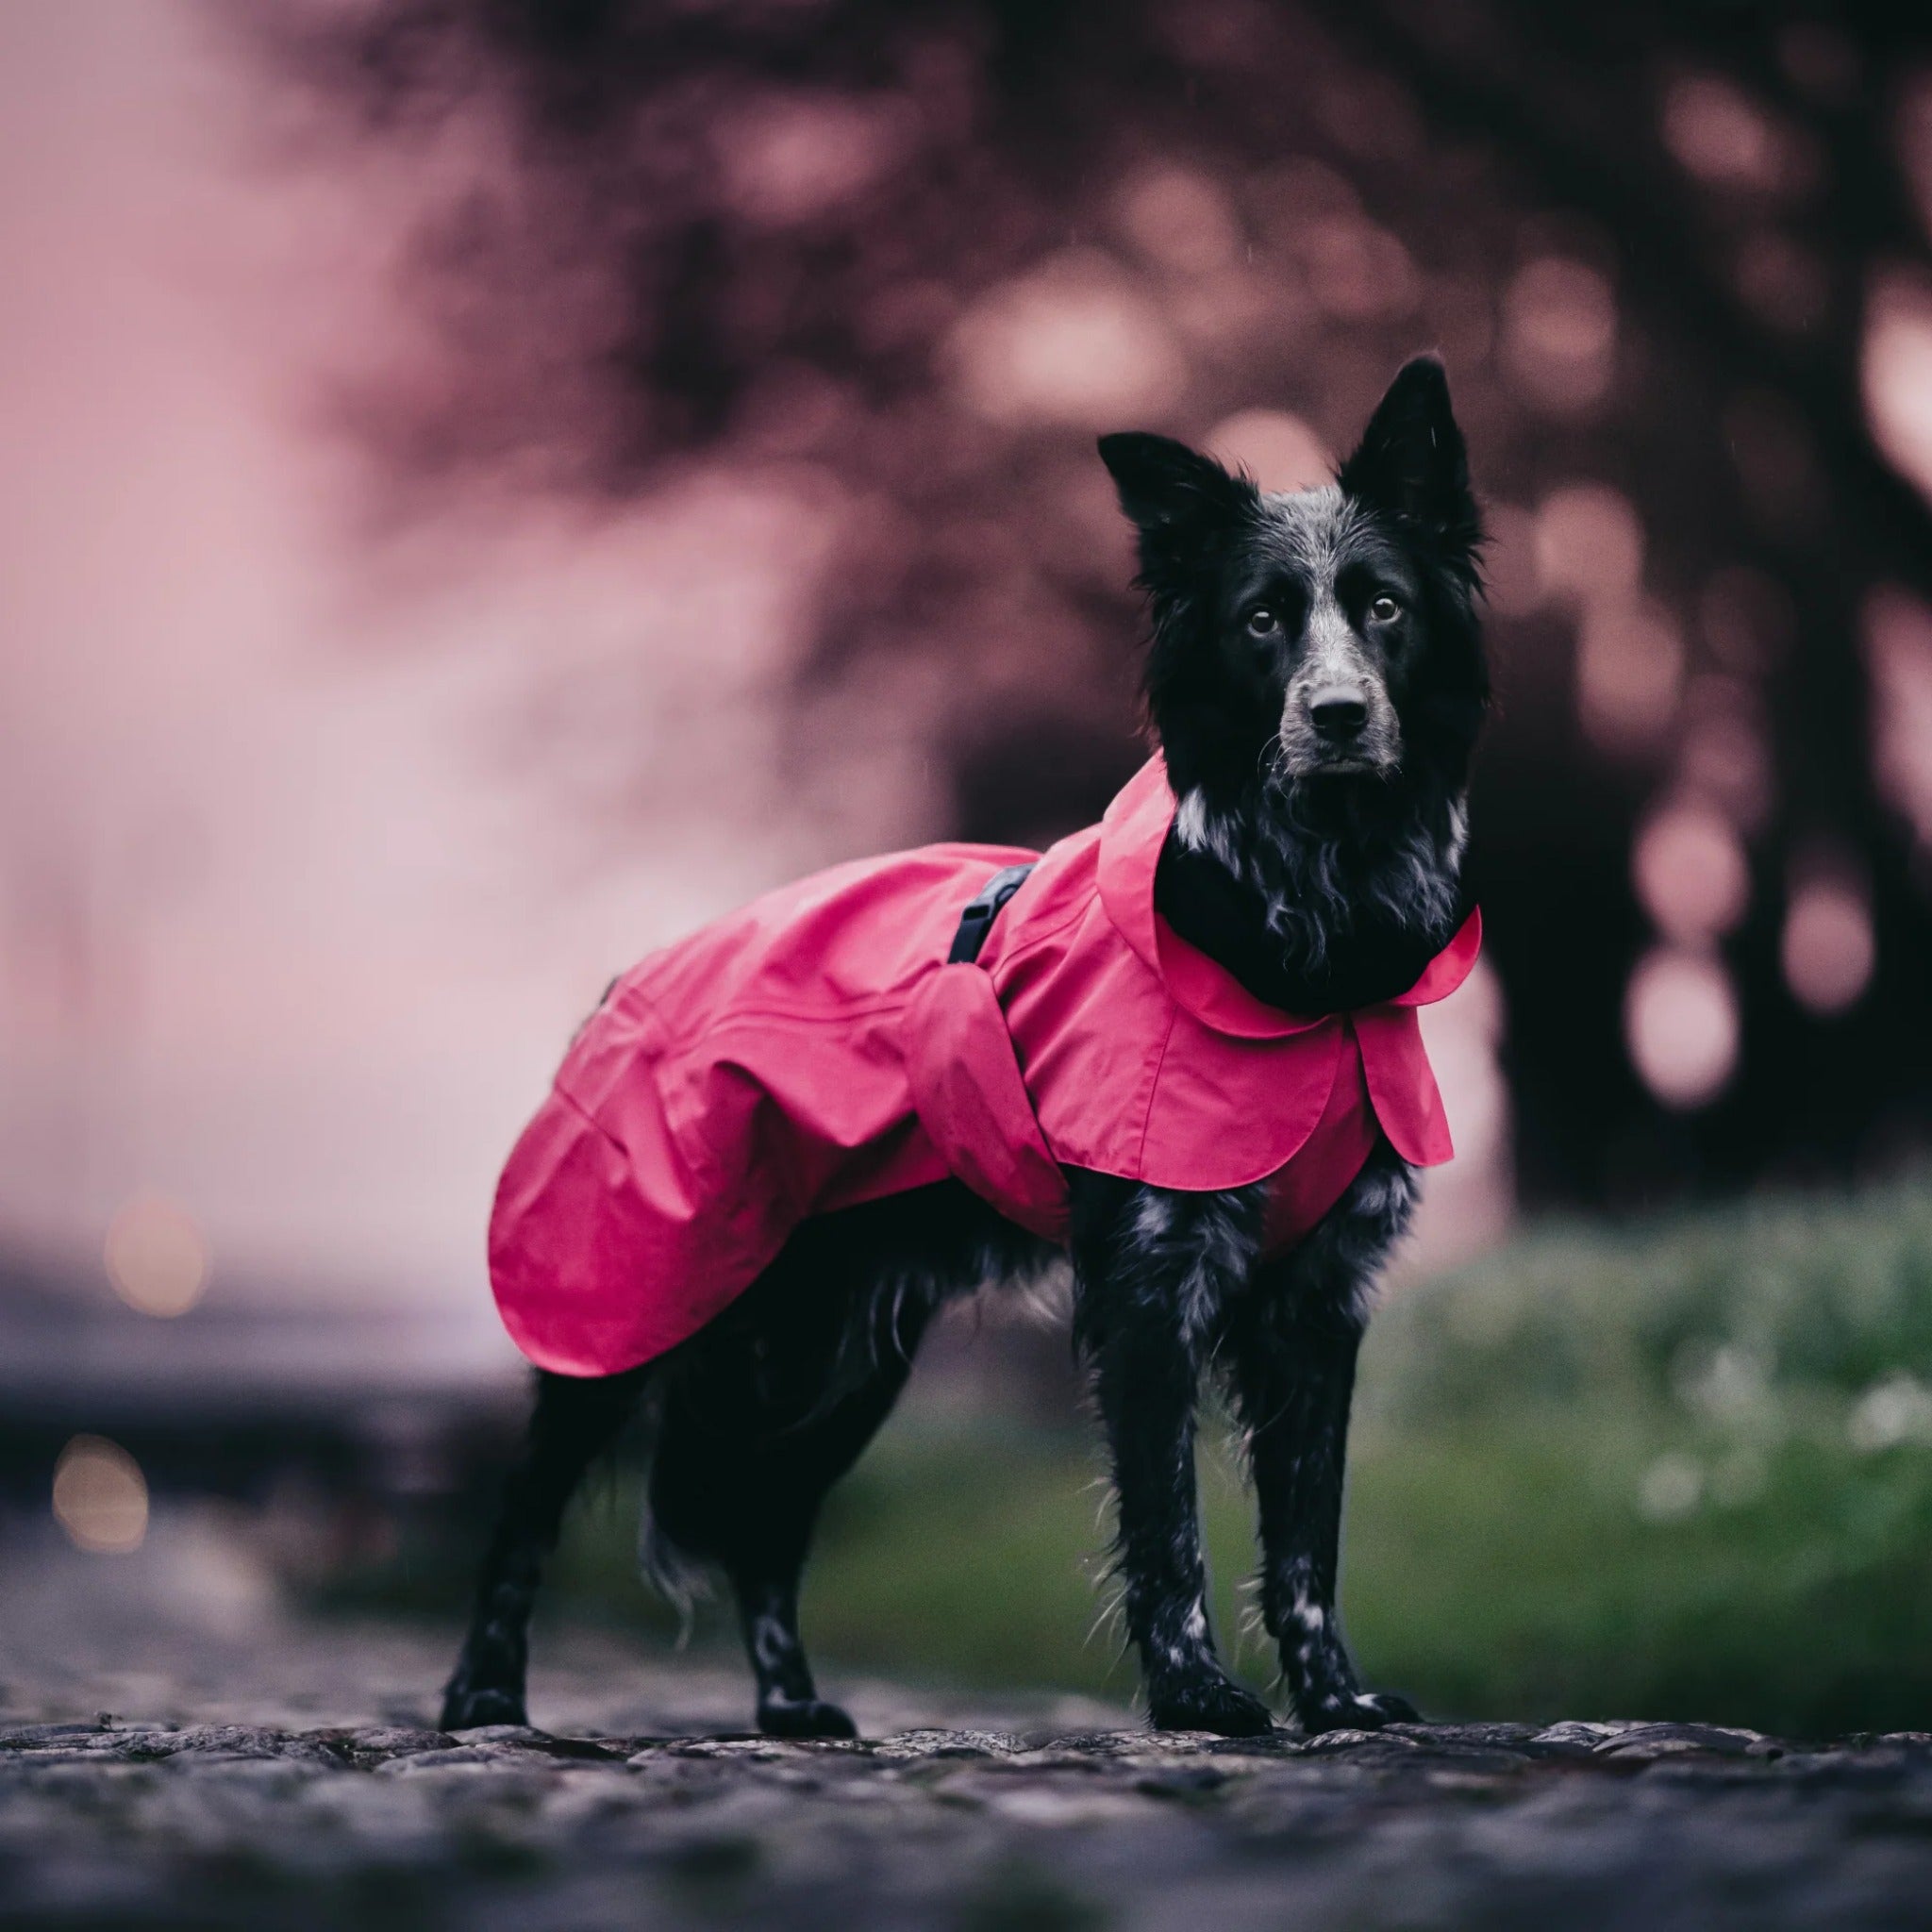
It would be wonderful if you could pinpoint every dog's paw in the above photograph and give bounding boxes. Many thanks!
[1297,1689,1421,1735]
[440,1683,528,1731]
[758,1696,859,1740]
[1149,1675,1276,1738]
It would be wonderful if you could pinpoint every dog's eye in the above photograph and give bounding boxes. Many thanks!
[1370,594,1402,624]
[1244,606,1280,637]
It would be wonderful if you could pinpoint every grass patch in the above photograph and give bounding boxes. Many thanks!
[1342,1414,1932,1736]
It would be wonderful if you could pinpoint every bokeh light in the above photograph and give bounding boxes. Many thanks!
[1634,803,1751,943]
[1503,258,1616,411]
[1206,408,1333,494]
[1659,75,1790,195]
[1116,164,1241,275]
[714,90,909,228]
[1680,712,1772,832]
[1846,1372,1932,1452]
[1782,873,1874,1015]
[1676,671,1774,832]
[1577,599,1685,749]
[1862,273,1932,508]
[1777,21,1861,105]
[1424,958,1511,1165]
[944,252,1186,428]
[1624,947,1740,1109]
[104,1190,210,1318]
[51,1436,149,1555]
[1302,216,1420,321]
[1410,958,1514,1269]
[1534,484,1644,608]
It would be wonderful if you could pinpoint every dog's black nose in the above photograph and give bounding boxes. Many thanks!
[1309,693,1369,741]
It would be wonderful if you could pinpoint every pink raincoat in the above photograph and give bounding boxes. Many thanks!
[490,756,1480,1376]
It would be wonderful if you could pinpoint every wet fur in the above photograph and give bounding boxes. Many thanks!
[441,358,1486,1740]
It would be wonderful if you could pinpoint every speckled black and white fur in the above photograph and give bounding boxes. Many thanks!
[441,357,1487,1742]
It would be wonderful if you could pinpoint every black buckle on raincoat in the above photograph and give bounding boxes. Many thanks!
[947,863,1036,964]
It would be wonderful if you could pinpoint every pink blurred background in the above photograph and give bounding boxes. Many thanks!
[1,3,950,1357]
[4,0,1931,1374]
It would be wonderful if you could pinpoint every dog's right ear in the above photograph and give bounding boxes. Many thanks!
[1336,357,1478,563]
[1098,432,1254,540]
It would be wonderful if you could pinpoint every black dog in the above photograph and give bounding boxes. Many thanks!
[441,356,1486,1740]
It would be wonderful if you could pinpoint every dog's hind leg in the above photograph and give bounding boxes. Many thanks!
[440,1365,645,1731]
[646,1332,927,1739]
[643,1231,946,1740]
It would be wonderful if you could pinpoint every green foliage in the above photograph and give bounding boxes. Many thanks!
[1323,1176,1932,1733]
[1359,1178,1932,1424]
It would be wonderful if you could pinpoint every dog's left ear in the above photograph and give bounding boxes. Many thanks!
[1337,357,1478,554]
[1098,432,1255,540]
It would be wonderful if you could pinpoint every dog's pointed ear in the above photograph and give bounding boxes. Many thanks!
[1098,431,1253,539]
[1337,357,1477,551]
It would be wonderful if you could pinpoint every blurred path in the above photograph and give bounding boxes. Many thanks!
[4,1514,1932,1929]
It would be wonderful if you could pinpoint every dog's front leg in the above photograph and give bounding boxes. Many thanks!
[1226,1143,1421,1734]
[1070,1173,1274,1737]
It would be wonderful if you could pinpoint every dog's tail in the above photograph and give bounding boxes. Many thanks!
[637,1510,712,1640]
[622,1375,714,1639]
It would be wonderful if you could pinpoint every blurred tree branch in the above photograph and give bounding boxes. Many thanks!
[245,0,1932,1207]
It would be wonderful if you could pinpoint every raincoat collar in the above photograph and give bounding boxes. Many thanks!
[1095,754,1481,1039]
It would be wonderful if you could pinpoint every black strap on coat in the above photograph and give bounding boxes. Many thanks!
[948,863,1036,964]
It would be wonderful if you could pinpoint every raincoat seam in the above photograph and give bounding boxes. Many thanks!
[660,993,916,1034]
[547,1078,626,1149]
[1136,1003,1181,1174]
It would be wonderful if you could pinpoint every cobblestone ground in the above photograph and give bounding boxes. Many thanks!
[3,1515,1931,1930]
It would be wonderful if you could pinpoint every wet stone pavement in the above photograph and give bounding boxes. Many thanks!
[8,1679,1932,1928]
[3,1524,1931,1929]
